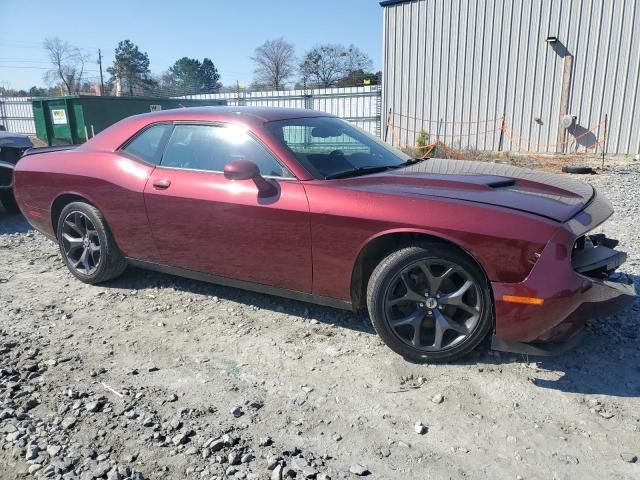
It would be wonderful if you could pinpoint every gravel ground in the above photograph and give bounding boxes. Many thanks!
[0,162,639,480]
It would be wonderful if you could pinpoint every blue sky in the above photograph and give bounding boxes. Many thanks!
[0,0,384,90]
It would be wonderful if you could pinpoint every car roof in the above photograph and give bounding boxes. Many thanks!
[83,106,334,154]
[133,106,333,123]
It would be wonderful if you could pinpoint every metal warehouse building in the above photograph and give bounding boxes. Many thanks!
[380,0,640,155]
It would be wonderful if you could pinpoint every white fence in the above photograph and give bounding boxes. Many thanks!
[0,86,382,138]
[180,86,382,137]
[0,97,37,135]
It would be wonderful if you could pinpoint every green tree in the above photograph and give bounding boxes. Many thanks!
[169,57,202,93]
[166,57,221,94]
[198,58,221,92]
[107,40,155,96]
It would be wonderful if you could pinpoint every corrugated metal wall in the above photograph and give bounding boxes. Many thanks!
[382,0,640,154]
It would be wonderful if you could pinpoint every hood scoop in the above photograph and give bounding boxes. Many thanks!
[487,179,517,189]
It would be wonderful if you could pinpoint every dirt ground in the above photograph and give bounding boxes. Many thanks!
[1,160,639,480]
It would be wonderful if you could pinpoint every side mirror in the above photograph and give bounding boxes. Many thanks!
[223,160,277,198]
[223,160,260,181]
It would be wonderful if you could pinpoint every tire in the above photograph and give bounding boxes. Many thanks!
[0,190,20,214]
[367,244,493,363]
[561,166,595,174]
[56,202,127,284]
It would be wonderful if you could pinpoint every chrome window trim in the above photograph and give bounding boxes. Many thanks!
[152,164,296,181]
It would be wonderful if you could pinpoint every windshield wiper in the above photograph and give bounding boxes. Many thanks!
[403,157,427,166]
[325,165,397,180]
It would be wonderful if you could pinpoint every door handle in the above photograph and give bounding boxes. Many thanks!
[153,179,171,190]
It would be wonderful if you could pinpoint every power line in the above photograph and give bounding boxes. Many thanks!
[0,65,100,72]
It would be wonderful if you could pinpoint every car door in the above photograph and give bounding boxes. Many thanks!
[143,122,312,293]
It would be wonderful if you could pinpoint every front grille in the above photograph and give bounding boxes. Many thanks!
[572,234,626,278]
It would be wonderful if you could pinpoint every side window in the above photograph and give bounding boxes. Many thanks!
[122,124,172,164]
[160,124,293,178]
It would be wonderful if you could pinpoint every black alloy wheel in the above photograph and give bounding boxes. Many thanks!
[56,202,127,284]
[367,244,493,362]
[61,211,102,275]
[384,259,482,351]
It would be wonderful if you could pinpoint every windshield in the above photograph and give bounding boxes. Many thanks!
[264,116,412,179]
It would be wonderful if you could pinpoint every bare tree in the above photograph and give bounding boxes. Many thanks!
[251,38,296,90]
[343,44,373,76]
[300,43,374,87]
[43,37,89,95]
[300,44,347,87]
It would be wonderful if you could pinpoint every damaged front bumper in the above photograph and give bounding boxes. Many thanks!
[490,191,637,355]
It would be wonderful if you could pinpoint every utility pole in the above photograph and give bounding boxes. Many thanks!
[97,49,105,96]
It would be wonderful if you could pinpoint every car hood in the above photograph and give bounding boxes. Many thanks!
[338,158,594,222]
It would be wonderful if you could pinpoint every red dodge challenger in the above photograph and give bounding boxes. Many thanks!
[13,107,636,362]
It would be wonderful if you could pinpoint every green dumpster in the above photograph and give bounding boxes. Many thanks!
[32,96,227,145]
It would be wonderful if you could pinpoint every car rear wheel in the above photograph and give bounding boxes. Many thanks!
[367,244,493,362]
[56,202,127,284]
[0,191,19,214]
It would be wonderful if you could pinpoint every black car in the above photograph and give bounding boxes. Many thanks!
[0,130,33,213]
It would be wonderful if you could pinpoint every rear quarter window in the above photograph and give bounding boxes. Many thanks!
[122,124,173,164]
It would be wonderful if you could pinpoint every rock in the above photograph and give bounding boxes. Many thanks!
[241,452,254,463]
[620,453,638,463]
[92,462,112,478]
[0,408,15,420]
[222,433,238,447]
[1,423,17,433]
[317,474,331,480]
[271,464,283,480]
[46,445,61,457]
[230,406,244,418]
[431,393,444,404]
[291,457,309,471]
[282,445,300,456]
[349,464,369,476]
[258,435,272,447]
[332,433,342,442]
[25,444,40,460]
[171,433,188,446]
[414,422,428,434]
[206,438,225,452]
[85,400,103,413]
[599,411,615,419]
[228,450,240,465]
[125,410,138,419]
[185,446,198,455]
[22,397,39,410]
[28,464,43,474]
[61,416,77,429]
[266,454,280,470]
[166,393,178,403]
[50,457,74,473]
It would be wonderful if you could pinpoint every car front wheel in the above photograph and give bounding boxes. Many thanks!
[56,202,127,284]
[367,244,493,362]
